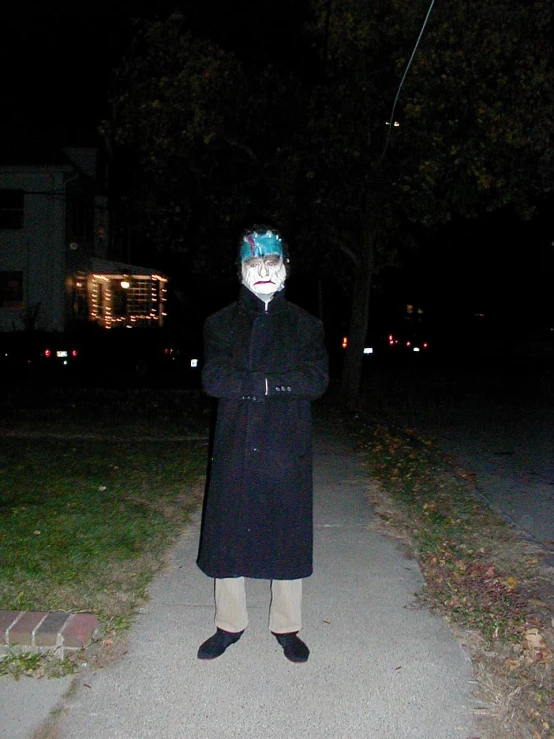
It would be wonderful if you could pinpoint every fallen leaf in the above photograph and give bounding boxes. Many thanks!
[524,628,547,651]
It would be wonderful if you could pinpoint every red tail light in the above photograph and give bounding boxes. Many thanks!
[72,350,78,357]
[44,349,52,358]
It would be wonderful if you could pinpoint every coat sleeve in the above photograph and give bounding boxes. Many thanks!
[265,316,329,400]
[201,314,264,399]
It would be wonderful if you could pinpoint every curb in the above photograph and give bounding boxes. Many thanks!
[0,610,98,659]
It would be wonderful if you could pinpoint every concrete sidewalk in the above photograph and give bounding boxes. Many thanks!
[2,422,480,738]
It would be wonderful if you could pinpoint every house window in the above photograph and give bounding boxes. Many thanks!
[0,271,24,308]
[71,278,88,320]
[0,190,24,229]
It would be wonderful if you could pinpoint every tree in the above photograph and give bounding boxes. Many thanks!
[305,0,553,407]
[104,15,252,271]
[104,4,553,407]
[105,13,314,282]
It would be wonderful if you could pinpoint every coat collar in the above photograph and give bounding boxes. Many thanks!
[239,285,286,315]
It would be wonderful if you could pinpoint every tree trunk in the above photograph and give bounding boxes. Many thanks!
[339,232,374,409]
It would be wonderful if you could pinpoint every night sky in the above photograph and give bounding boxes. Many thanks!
[2,3,126,144]
[1,1,310,145]
[2,1,553,334]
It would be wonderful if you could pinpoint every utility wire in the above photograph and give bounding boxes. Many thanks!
[378,0,436,165]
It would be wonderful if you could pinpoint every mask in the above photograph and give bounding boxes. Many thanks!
[240,229,287,302]
[241,255,287,302]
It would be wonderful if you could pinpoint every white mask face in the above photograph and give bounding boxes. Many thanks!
[241,254,287,301]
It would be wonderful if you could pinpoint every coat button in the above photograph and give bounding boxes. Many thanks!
[252,395,257,401]
[287,386,291,392]
[275,387,280,392]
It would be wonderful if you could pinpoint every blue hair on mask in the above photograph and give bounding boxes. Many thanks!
[240,229,284,261]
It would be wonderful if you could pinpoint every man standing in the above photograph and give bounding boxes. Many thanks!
[197,225,329,662]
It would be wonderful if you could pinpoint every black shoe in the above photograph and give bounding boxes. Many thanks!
[273,632,310,663]
[197,628,243,660]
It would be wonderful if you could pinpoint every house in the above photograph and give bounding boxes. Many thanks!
[0,146,167,333]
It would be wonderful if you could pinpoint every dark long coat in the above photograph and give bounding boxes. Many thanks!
[197,286,329,580]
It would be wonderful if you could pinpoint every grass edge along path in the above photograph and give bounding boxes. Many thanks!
[337,407,554,739]
[0,436,207,679]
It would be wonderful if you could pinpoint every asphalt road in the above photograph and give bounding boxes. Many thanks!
[369,357,554,558]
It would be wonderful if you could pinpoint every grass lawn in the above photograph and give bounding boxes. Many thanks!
[0,437,206,616]
[0,385,209,441]
[0,386,210,675]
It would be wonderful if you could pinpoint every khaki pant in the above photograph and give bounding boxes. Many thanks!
[214,577,302,634]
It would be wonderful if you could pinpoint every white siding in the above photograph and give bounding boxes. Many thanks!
[0,170,67,331]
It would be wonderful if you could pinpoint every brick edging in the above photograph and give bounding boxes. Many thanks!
[0,610,98,659]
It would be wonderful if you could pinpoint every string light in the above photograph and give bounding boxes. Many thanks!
[88,273,168,328]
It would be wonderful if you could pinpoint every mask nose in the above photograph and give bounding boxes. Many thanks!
[258,260,269,277]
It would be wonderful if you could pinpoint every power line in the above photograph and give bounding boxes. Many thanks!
[378,0,436,165]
